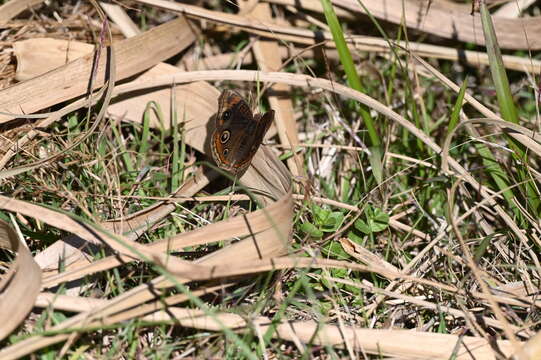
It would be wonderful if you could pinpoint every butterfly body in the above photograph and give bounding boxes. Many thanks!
[211,90,274,175]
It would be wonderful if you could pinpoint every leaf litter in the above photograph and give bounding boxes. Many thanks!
[0,0,540,359]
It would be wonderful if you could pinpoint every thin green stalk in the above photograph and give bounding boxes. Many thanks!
[138,102,153,168]
[448,78,468,133]
[320,0,382,182]
[320,0,378,145]
[111,121,134,174]
[480,2,540,216]
[170,100,180,193]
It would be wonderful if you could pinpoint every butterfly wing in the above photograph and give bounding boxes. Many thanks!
[229,109,274,173]
[212,90,256,173]
[211,89,275,174]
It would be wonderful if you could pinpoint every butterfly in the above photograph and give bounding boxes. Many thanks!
[211,89,274,175]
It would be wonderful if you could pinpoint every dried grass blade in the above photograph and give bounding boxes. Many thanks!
[0,196,201,271]
[277,0,541,50]
[0,0,44,23]
[42,186,293,289]
[14,33,541,79]
[145,308,517,359]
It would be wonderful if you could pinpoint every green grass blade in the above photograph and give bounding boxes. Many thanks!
[170,98,180,193]
[480,2,540,215]
[138,102,153,168]
[111,122,134,174]
[179,110,187,183]
[480,4,519,126]
[448,78,468,133]
[320,0,382,183]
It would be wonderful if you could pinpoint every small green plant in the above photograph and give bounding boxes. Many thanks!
[300,204,345,238]
[354,204,390,235]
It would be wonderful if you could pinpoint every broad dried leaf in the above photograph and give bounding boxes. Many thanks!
[0,219,41,341]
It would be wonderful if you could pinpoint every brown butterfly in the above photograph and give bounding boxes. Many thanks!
[211,89,274,175]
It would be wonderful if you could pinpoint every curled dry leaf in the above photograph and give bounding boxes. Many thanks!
[0,219,41,341]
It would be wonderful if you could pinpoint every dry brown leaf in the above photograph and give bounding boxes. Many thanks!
[108,65,219,133]
[35,169,214,275]
[41,180,292,289]
[0,17,195,123]
[0,196,207,274]
[519,330,541,359]
[13,39,94,81]
[494,0,537,18]
[0,219,41,341]
[35,292,108,313]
